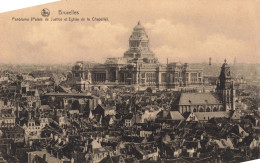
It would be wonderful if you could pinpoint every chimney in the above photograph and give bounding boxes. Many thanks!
[43,154,46,161]
[29,140,33,148]
[16,102,20,118]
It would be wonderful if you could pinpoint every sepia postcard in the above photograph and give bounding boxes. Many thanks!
[0,0,259,162]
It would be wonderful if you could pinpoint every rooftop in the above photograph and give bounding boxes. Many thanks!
[178,93,221,105]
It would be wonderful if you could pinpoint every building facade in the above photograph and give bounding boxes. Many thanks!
[216,59,236,111]
[172,60,236,116]
[70,21,203,90]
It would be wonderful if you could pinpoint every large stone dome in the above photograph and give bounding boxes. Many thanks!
[134,21,145,30]
[124,21,157,63]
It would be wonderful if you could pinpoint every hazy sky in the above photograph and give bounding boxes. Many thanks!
[0,0,260,64]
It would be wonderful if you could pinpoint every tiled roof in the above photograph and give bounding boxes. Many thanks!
[44,92,93,98]
[178,93,221,105]
[157,110,169,118]
[93,146,113,154]
[182,112,192,119]
[213,138,234,149]
[194,112,230,121]
[168,111,185,120]
[230,111,241,120]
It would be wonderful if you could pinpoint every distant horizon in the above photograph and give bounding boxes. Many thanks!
[0,60,260,66]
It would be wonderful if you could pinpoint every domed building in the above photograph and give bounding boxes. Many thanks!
[70,21,203,91]
[123,21,157,62]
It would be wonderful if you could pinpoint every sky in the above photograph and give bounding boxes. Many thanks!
[0,0,260,64]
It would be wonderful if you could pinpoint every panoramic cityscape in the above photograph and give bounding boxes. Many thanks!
[0,19,259,163]
[1,0,260,162]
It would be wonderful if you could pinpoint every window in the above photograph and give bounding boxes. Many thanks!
[141,42,148,47]
[191,73,198,82]
[141,73,145,78]
[161,73,168,82]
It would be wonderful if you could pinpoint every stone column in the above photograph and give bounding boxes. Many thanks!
[136,72,139,84]
[188,72,191,85]
[158,67,162,88]
[105,70,109,83]
[88,71,92,83]
[200,71,203,84]
[169,74,173,88]
[115,69,119,83]
[196,72,199,84]
[82,72,85,80]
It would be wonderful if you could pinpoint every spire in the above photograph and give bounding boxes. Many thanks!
[138,20,141,25]
[224,58,227,64]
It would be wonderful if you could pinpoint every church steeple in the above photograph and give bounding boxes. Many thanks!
[217,59,236,111]
[218,59,232,89]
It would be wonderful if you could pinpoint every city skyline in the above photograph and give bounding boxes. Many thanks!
[0,1,260,162]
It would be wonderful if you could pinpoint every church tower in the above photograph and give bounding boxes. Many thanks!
[216,59,236,111]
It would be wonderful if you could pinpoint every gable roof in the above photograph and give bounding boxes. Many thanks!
[94,104,105,113]
[183,112,199,122]
[178,93,221,105]
[230,111,241,120]
[214,138,234,149]
[157,110,169,119]
[230,124,249,137]
[194,112,229,121]
[168,111,185,120]
[182,112,192,119]
[3,125,25,133]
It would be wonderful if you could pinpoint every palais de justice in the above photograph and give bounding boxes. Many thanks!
[69,21,203,90]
